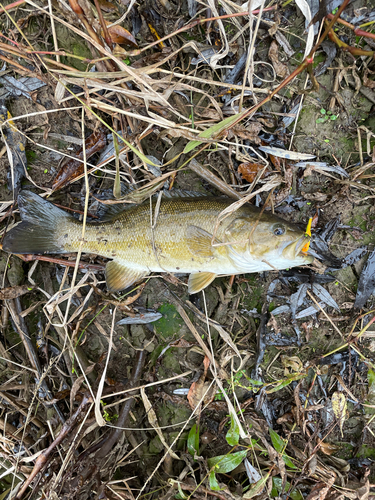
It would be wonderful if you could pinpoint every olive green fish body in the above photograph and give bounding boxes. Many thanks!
[2,191,313,293]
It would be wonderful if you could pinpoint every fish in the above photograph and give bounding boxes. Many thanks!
[2,190,313,294]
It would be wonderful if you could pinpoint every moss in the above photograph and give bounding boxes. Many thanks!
[356,444,375,460]
[154,303,184,340]
[26,150,37,167]
[240,277,265,313]
[161,349,181,372]
[149,435,164,454]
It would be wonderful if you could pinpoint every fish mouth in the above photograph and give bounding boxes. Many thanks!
[282,235,312,261]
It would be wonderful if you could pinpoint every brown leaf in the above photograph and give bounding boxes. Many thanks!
[320,441,339,455]
[97,0,117,12]
[268,40,289,79]
[130,47,172,68]
[169,338,195,348]
[332,391,347,437]
[52,389,71,401]
[52,126,107,191]
[268,153,282,171]
[187,377,205,410]
[232,122,263,143]
[281,355,303,374]
[0,284,36,300]
[302,191,328,202]
[238,162,267,183]
[107,25,138,47]
[363,69,375,89]
[305,474,335,500]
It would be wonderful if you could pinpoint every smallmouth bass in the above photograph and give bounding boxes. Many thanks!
[2,191,313,294]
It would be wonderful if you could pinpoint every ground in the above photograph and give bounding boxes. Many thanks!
[0,0,375,498]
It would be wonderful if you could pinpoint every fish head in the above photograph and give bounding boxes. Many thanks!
[224,213,313,271]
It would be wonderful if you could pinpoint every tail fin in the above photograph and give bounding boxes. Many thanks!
[3,191,75,255]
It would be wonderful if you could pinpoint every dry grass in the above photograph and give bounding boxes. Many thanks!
[0,0,375,498]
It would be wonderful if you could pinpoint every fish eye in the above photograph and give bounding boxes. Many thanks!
[273,225,285,236]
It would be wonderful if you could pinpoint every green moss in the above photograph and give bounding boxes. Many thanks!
[356,444,375,459]
[312,53,325,68]
[149,435,164,454]
[333,441,354,460]
[348,207,369,233]
[154,303,184,340]
[161,349,181,372]
[240,277,265,312]
[26,150,37,166]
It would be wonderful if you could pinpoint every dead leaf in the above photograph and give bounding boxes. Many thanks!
[305,477,335,500]
[238,162,267,183]
[52,126,107,191]
[281,355,303,374]
[302,192,328,202]
[332,391,347,437]
[268,40,289,79]
[107,25,138,47]
[141,388,179,459]
[363,69,375,89]
[320,441,339,455]
[231,122,263,144]
[0,284,36,300]
[97,0,118,12]
[130,47,172,68]
[187,377,216,409]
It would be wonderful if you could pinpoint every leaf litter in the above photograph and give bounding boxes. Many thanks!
[0,0,375,498]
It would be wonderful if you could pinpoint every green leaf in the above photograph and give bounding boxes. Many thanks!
[208,450,247,474]
[282,454,297,469]
[271,478,303,500]
[266,374,305,394]
[187,424,199,457]
[269,429,297,469]
[183,113,243,154]
[176,482,188,499]
[209,470,221,491]
[226,414,240,446]
[320,108,326,114]
[269,429,285,453]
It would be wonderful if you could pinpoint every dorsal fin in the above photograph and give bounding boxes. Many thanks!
[161,189,209,198]
[92,184,136,221]
[94,187,210,221]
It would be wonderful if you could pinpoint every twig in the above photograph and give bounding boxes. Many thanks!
[15,393,93,499]
[65,350,147,492]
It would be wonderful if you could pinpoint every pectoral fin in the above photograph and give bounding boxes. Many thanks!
[187,225,220,257]
[188,272,217,294]
[105,260,147,292]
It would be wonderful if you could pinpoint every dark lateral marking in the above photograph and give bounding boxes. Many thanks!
[64,234,68,238]
[176,267,180,270]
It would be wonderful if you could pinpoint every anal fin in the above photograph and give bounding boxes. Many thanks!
[105,260,147,292]
[188,272,217,294]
